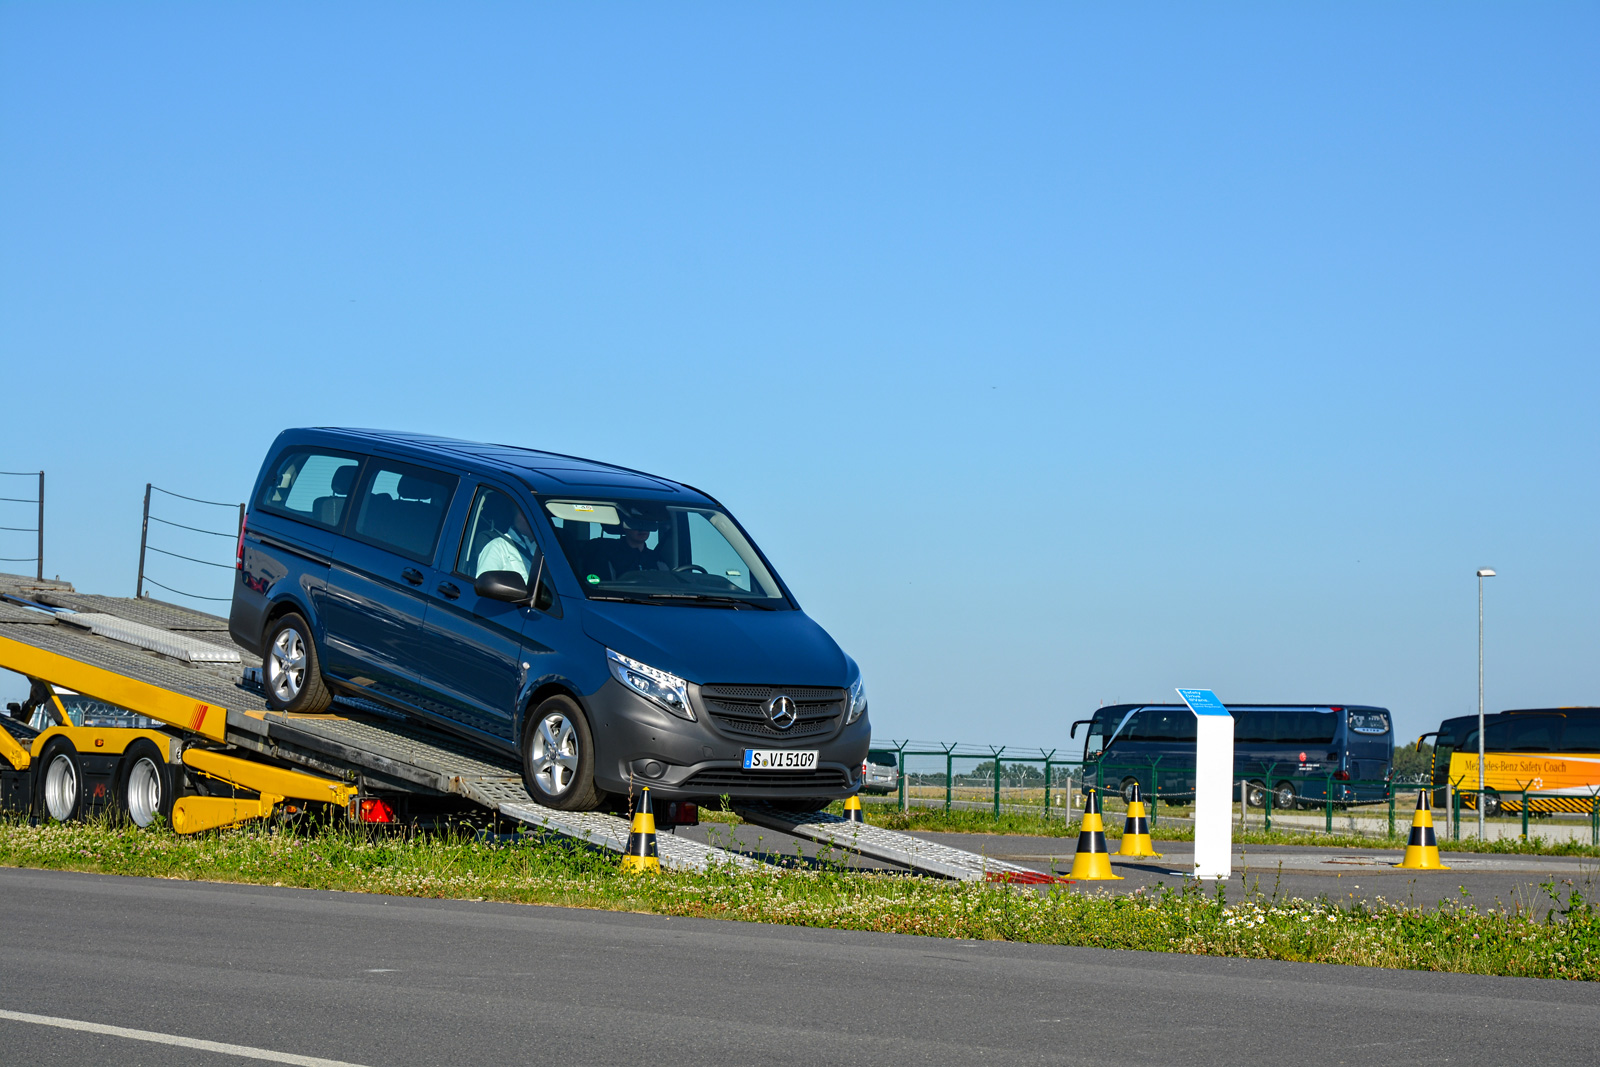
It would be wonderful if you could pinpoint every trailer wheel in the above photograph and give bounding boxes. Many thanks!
[521,695,604,811]
[263,612,332,713]
[36,739,83,822]
[118,740,173,828]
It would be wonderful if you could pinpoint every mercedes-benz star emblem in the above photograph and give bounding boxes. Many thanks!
[764,694,798,730]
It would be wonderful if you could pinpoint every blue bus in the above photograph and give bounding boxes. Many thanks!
[1071,703,1394,808]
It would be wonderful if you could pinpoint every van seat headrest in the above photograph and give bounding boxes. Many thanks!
[331,464,358,495]
[397,474,434,501]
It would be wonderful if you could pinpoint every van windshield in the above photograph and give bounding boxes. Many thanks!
[544,498,789,607]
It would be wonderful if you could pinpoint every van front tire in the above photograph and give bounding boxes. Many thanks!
[521,695,605,811]
[263,612,332,713]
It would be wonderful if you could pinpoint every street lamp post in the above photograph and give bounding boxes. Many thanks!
[1477,567,1496,839]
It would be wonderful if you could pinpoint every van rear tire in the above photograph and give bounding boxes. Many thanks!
[263,613,332,714]
[520,695,605,811]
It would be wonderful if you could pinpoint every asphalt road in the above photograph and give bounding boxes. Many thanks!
[2,867,1597,1066]
[677,822,1600,913]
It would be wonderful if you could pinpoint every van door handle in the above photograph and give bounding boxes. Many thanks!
[401,568,424,585]
[437,581,460,601]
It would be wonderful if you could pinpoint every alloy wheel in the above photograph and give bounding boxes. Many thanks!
[529,712,579,796]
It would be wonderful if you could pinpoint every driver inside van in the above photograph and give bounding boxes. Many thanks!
[595,508,668,578]
[473,496,538,581]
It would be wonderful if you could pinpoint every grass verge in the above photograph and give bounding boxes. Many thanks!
[2,819,1596,980]
[848,803,1600,856]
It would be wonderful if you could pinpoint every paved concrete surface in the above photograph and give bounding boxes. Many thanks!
[675,822,1600,913]
[2,867,1597,1066]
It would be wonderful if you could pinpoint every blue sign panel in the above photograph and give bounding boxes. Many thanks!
[1176,688,1231,717]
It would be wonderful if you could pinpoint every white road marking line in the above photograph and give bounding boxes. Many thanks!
[0,1008,376,1067]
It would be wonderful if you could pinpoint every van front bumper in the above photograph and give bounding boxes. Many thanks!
[584,678,869,802]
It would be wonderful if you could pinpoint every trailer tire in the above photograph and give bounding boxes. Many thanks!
[35,739,83,822]
[1273,781,1298,812]
[118,740,173,828]
[263,612,332,713]
[520,695,605,811]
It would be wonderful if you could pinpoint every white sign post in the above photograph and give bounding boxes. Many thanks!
[1177,688,1234,880]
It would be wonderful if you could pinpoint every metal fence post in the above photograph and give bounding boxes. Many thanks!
[1520,785,1530,840]
[991,747,1004,819]
[1264,777,1273,832]
[1043,760,1052,818]
[136,483,152,598]
[1388,789,1395,838]
[35,471,44,581]
[944,750,953,813]
[1149,759,1160,828]
[1452,782,1461,841]
[897,743,907,812]
[1325,775,1333,833]
[1592,793,1598,847]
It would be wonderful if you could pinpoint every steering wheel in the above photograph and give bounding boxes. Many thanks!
[672,564,709,575]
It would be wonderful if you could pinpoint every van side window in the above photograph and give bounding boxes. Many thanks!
[454,486,555,611]
[455,487,539,581]
[257,450,363,530]
[350,461,457,562]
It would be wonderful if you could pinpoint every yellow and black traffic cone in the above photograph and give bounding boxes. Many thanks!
[843,794,864,822]
[1116,782,1163,858]
[1394,790,1449,870]
[1067,788,1123,880]
[620,787,661,873]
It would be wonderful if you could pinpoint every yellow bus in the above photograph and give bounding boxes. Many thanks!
[1423,707,1600,816]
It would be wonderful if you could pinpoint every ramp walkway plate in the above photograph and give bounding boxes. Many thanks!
[735,803,1064,883]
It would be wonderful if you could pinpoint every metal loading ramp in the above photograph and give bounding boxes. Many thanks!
[239,706,758,873]
[734,803,1063,883]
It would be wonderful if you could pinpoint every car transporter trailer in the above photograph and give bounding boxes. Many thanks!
[0,571,1050,883]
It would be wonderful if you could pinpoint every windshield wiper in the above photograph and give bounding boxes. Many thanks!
[647,594,777,611]
[588,595,662,606]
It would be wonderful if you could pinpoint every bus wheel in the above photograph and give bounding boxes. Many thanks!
[1245,780,1267,808]
[118,740,173,828]
[1119,778,1141,806]
[36,739,83,822]
[1481,790,1501,818]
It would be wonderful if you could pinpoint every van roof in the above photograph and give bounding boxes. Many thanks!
[296,427,712,502]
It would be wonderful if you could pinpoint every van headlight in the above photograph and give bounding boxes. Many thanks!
[606,649,694,721]
[846,674,867,725]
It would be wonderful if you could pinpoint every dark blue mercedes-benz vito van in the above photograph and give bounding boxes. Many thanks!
[230,428,868,811]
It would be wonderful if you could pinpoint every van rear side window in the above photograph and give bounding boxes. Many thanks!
[258,451,363,530]
[350,461,457,562]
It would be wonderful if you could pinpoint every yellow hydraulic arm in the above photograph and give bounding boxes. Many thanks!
[0,634,228,741]
[0,728,28,771]
[172,749,359,834]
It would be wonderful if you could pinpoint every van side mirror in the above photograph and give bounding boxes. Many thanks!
[475,570,530,603]
[1069,719,1091,739]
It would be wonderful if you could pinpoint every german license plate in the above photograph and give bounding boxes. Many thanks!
[742,749,818,770]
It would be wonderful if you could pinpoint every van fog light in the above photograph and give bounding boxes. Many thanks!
[607,648,695,722]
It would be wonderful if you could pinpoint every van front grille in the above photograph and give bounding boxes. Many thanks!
[697,683,844,740]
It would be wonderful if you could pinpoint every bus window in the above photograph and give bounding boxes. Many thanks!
[1348,710,1389,735]
[1084,720,1108,759]
[1138,709,1195,742]
[1561,717,1600,752]
[1489,715,1563,752]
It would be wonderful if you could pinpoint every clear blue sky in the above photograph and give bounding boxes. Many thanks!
[2,4,1595,750]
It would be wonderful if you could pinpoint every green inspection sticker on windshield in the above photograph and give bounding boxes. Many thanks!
[586,574,600,585]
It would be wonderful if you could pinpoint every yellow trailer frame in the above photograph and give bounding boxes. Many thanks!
[0,632,357,834]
